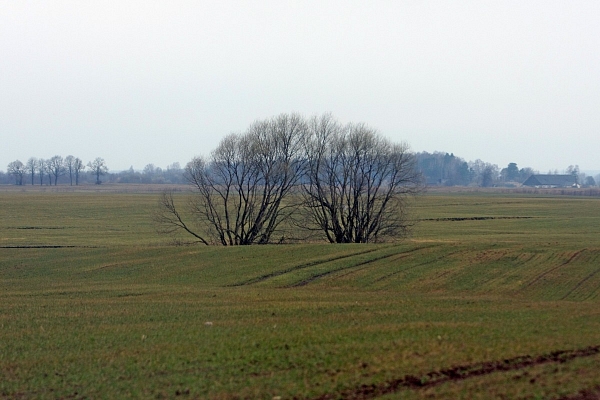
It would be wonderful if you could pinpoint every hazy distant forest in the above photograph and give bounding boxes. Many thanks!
[2,152,598,188]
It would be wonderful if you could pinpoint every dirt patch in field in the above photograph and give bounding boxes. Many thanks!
[8,226,67,230]
[420,216,534,221]
[0,245,82,249]
[308,345,600,400]
[558,386,600,400]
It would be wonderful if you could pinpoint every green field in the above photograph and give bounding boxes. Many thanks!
[1,186,600,399]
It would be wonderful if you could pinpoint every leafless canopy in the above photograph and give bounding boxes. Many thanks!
[156,113,422,245]
[157,114,307,245]
[26,158,37,185]
[300,114,423,243]
[48,155,66,186]
[7,160,25,185]
[87,157,108,185]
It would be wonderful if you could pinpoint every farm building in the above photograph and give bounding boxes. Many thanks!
[522,174,578,188]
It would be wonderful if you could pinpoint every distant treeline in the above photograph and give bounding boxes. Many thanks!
[1,156,185,186]
[415,151,597,188]
[2,152,597,187]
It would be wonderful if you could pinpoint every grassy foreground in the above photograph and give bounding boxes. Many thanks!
[1,187,600,399]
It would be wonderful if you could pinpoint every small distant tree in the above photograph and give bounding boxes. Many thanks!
[87,157,108,184]
[481,167,495,187]
[584,176,596,187]
[143,164,155,175]
[26,157,37,185]
[48,155,66,185]
[64,155,76,185]
[142,164,157,183]
[7,160,25,185]
[37,159,46,185]
[519,167,535,182]
[164,162,183,184]
[73,158,85,185]
[469,160,499,187]
[167,162,181,171]
[45,161,53,185]
[566,165,580,183]
[501,162,519,182]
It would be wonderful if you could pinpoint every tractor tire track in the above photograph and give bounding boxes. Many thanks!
[332,246,435,281]
[561,266,600,300]
[286,246,436,288]
[227,247,386,287]
[522,249,585,290]
[307,345,600,400]
[372,249,466,283]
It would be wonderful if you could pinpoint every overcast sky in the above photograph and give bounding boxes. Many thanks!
[1,1,599,173]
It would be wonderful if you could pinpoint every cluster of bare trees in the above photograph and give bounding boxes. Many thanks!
[155,113,423,245]
[6,156,108,186]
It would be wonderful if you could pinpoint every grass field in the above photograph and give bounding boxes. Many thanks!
[1,186,600,399]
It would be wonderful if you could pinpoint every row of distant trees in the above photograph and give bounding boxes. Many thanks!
[2,152,597,189]
[4,156,109,186]
[416,152,598,187]
[2,157,186,186]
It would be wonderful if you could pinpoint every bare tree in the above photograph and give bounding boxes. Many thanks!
[64,155,76,185]
[7,160,25,185]
[73,158,85,185]
[468,159,499,187]
[300,115,423,243]
[155,190,210,245]
[164,162,183,184]
[481,166,495,188]
[48,155,66,185]
[518,167,536,182]
[566,165,580,184]
[584,176,596,187]
[45,161,53,185]
[142,164,162,183]
[37,159,46,185]
[87,157,108,184]
[26,157,37,185]
[156,113,306,245]
[156,113,422,245]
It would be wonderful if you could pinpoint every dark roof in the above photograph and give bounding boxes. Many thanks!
[522,174,577,187]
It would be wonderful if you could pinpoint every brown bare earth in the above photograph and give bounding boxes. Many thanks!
[558,387,600,400]
[309,345,600,400]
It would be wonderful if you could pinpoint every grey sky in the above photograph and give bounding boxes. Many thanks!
[2,1,599,173]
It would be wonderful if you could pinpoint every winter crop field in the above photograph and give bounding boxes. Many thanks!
[1,186,600,399]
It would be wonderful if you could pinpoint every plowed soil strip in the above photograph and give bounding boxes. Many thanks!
[420,216,534,221]
[0,245,80,249]
[309,345,600,400]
